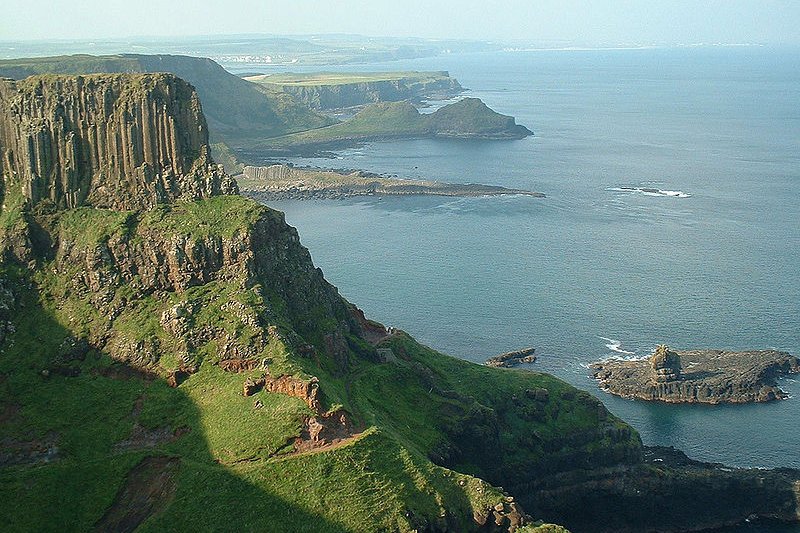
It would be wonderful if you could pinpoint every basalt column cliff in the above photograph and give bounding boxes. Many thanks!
[0,73,236,213]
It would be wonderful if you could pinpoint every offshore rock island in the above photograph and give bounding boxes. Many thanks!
[1,71,799,533]
[591,345,800,404]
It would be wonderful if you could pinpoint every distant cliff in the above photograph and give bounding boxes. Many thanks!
[249,71,464,110]
[0,74,236,212]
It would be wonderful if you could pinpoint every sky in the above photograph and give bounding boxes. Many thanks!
[2,0,799,44]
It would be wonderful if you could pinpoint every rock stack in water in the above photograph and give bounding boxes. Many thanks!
[0,73,237,211]
[650,344,681,382]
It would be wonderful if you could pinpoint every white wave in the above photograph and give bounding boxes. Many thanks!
[599,336,635,355]
[607,186,690,198]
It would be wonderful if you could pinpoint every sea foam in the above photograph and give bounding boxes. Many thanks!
[599,336,635,355]
[608,186,691,198]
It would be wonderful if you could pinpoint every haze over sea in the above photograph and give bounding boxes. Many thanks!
[238,47,800,478]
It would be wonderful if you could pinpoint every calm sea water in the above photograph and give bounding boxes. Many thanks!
[245,47,800,476]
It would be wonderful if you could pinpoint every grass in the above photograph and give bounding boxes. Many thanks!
[136,195,267,240]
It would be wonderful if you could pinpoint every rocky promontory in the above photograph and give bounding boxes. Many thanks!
[591,344,800,404]
[485,347,537,368]
[238,164,545,199]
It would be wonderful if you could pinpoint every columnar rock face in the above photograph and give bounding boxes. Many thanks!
[0,73,236,211]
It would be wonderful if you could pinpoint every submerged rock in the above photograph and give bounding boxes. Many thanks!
[591,345,800,404]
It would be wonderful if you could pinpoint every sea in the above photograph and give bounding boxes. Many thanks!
[231,47,800,487]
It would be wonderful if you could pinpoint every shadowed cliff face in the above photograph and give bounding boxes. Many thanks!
[0,73,237,211]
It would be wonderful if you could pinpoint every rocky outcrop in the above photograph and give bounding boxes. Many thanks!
[591,345,800,403]
[485,347,536,368]
[243,372,321,412]
[258,97,534,154]
[0,73,236,212]
[54,203,360,371]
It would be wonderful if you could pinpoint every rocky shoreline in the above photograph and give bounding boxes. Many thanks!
[591,345,800,404]
[237,164,545,200]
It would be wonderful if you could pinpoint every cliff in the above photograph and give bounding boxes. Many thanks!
[0,72,548,532]
[247,71,464,110]
[0,74,236,212]
[591,345,800,404]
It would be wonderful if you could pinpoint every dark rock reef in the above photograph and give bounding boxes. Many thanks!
[523,445,800,533]
[591,344,800,403]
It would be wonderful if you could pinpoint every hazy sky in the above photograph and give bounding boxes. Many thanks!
[2,0,799,44]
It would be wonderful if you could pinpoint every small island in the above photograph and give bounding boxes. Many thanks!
[238,164,545,199]
[591,345,800,404]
